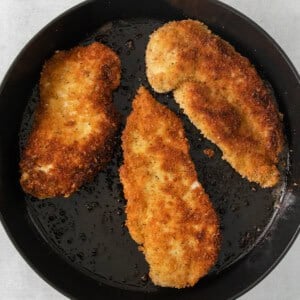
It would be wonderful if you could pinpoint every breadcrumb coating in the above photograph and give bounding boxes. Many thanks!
[120,87,220,288]
[146,20,284,187]
[20,42,120,198]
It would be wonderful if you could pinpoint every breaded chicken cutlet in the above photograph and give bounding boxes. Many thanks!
[119,87,220,288]
[20,42,120,199]
[146,20,284,188]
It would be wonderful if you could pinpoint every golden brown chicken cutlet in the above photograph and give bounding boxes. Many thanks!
[20,42,121,199]
[119,87,220,288]
[146,20,284,188]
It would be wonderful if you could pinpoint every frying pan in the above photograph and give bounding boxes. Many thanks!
[0,0,299,299]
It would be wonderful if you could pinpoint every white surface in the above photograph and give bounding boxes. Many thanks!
[0,0,299,299]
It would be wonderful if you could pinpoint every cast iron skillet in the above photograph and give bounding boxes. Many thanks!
[0,0,299,299]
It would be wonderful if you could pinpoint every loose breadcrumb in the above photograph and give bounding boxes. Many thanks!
[203,148,215,158]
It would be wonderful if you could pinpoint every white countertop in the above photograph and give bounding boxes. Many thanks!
[0,1,299,299]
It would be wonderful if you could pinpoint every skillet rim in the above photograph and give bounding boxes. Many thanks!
[0,0,299,299]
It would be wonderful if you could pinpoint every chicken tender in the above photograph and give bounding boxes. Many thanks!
[146,20,284,187]
[119,87,220,288]
[20,42,120,199]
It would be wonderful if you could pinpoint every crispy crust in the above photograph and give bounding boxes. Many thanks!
[20,42,121,199]
[119,87,220,288]
[146,20,284,187]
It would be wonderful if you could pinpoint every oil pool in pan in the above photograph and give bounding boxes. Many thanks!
[19,19,287,291]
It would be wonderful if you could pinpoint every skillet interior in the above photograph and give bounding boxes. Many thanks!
[0,1,299,299]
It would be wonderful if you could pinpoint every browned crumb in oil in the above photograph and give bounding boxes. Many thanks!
[203,148,215,158]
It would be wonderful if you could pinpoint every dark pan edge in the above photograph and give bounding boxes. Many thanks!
[0,2,102,299]
[0,0,299,299]
[212,0,300,81]
[0,211,75,300]
[0,0,88,98]
[211,0,300,297]
[210,1,300,298]
[234,227,300,300]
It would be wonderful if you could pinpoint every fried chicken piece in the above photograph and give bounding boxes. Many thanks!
[20,42,120,199]
[119,87,220,288]
[146,20,284,187]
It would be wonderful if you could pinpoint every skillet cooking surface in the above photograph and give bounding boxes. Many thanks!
[0,1,299,299]
[20,18,287,292]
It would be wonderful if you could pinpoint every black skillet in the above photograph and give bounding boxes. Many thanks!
[0,0,299,299]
